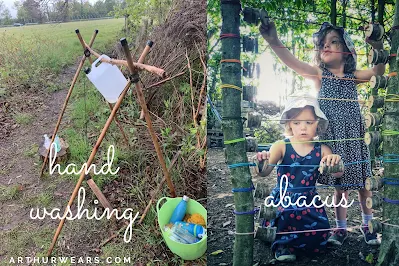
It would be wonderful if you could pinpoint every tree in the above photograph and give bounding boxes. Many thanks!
[14,0,29,23]
[0,0,4,14]
[113,0,172,33]
[1,8,13,24]
[22,0,42,22]
[0,0,12,25]
[377,3,399,265]
[220,1,254,265]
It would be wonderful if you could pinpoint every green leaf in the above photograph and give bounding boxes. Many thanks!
[210,249,224,255]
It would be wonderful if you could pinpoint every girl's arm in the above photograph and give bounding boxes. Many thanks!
[321,145,343,178]
[354,38,385,83]
[257,141,284,177]
[260,22,320,82]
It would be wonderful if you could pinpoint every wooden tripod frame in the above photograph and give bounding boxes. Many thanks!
[47,33,177,256]
[39,29,129,178]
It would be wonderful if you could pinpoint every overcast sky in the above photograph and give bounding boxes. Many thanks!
[3,0,17,18]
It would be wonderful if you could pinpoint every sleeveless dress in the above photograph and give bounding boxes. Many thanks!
[267,139,330,254]
[318,68,371,190]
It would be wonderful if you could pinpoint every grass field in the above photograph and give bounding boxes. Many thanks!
[0,18,124,89]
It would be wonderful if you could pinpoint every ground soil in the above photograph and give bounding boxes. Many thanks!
[207,148,381,266]
[0,63,78,251]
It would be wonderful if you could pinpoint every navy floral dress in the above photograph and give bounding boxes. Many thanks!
[267,139,330,254]
[318,68,371,190]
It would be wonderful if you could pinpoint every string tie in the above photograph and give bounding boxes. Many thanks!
[232,182,255,193]
[233,208,259,215]
[228,162,256,169]
[220,84,243,92]
[224,138,246,145]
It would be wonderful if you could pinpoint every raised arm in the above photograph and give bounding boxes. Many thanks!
[260,22,320,82]
[354,38,385,83]
[257,141,284,177]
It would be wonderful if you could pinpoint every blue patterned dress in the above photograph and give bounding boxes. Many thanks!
[267,139,330,254]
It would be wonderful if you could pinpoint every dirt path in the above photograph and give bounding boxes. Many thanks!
[207,148,380,266]
[0,64,78,260]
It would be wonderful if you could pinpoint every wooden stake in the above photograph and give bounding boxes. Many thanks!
[85,174,113,210]
[137,41,154,121]
[120,38,176,198]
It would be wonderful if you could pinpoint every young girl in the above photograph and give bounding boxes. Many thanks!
[256,92,343,262]
[260,21,385,246]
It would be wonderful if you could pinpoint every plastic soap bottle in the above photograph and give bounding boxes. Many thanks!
[175,221,206,238]
[169,195,189,223]
[43,134,51,150]
[54,135,61,153]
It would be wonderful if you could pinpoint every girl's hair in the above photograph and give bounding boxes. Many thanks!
[314,28,356,73]
[284,106,322,136]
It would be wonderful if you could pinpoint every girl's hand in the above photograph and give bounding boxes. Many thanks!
[259,21,279,45]
[252,150,270,175]
[257,150,270,163]
[321,154,341,166]
[365,37,383,49]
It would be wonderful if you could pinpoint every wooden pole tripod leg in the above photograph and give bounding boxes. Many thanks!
[40,56,86,178]
[120,38,176,198]
[47,80,132,257]
[75,29,98,60]
[76,29,130,146]
[136,40,153,120]
[138,41,153,64]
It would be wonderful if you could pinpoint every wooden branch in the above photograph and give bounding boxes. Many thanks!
[195,45,207,121]
[121,39,176,198]
[84,42,166,78]
[145,71,186,90]
[185,49,196,127]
